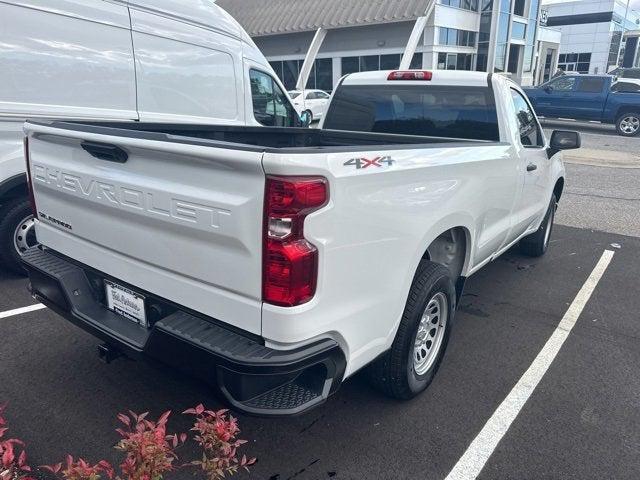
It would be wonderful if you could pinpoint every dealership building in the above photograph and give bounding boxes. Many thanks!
[542,0,640,75]
[218,0,561,89]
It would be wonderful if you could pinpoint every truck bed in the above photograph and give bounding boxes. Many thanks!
[32,121,494,152]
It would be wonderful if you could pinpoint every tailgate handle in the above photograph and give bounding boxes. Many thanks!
[81,141,128,163]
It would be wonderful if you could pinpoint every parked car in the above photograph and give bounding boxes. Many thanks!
[22,70,578,416]
[0,0,300,275]
[523,74,640,136]
[289,89,331,122]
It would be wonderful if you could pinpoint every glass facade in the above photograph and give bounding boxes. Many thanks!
[341,53,422,75]
[511,22,526,40]
[269,58,333,91]
[476,0,493,72]
[558,53,591,73]
[608,29,623,70]
[437,53,475,70]
[439,0,479,12]
[439,28,477,47]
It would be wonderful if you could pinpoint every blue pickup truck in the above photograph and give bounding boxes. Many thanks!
[523,74,640,136]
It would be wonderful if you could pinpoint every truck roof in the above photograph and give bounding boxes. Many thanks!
[341,70,492,88]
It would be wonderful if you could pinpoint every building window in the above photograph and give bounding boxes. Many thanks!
[437,53,475,70]
[511,22,526,40]
[440,0,479,12]
[269,58,333,91]
[608,30,623,70]
[341,53,422,75]
[438,28,477,47]
[380,54,402,69]
[558,53,591,74]
[513,0,526,16]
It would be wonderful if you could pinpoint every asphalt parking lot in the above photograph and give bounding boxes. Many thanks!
[1,123,639,480]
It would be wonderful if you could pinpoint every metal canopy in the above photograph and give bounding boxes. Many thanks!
[216,0,432,37]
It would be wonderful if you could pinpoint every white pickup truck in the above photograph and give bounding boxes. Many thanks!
[22,71,579,416]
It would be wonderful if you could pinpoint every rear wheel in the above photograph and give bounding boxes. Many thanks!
[367,261,455,400]
[519,194,556,257]
[304,110,313,123]
[615,112,640,137]
[0,198,37,275]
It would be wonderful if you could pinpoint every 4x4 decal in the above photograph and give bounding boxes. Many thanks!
[343,156,395,170]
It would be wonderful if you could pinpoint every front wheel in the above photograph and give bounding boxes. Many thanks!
[367,261,455,400]
[615,112,640,137]
[519,194,556,257]
[0,198,37,275]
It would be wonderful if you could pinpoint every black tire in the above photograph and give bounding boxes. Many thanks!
[519,194,556,258]
[0,198,36,275]
[304,110,313,123]
[367,261,456,400]
[615,112,640,137]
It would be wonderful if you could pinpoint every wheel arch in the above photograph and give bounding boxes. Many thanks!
[615,105,640,121]
[553,177,564,202]
[0,174,28,205]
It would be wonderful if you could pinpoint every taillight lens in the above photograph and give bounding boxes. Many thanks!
[24,137,37,217]
[263,176,328,307]
[387,70,433,81]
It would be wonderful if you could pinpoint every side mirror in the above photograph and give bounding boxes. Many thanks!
[544,85,553,93]
[299,110,312,128]
[547,130,581,158]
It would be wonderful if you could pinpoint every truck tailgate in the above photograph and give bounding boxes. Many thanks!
[25,123,265,335]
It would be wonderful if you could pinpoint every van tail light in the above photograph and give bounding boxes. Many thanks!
[24,137,37,217]
[263,176,328,307]
[387,71,433,81]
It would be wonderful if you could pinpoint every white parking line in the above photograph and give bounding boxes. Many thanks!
[0,303,46,319]
[445,249,615,480]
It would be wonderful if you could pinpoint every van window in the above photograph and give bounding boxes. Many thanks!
[323,85,499,141]
[250,70,298,127]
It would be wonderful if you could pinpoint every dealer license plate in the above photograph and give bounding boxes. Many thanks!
[105,280,147,327]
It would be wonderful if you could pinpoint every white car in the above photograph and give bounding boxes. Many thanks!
[289,89,332,122]
[22,70,578,416]
[0,0,299,275]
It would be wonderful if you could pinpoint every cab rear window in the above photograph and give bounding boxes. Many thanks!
[323,84,500,141]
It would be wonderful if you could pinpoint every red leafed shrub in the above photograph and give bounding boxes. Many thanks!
[114,410,185,480]
[34,405,253,480]
[183,405,256,480]
[0,404,33,480]
[42,457,113,480]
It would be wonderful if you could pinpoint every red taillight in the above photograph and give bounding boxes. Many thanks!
[387,70,433,81]
[263,176,328,307]
[24,137,37,217]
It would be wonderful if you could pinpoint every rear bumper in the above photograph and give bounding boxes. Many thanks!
[22,247,346,416]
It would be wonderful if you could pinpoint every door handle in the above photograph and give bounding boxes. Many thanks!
[81,141,128,163]
[526,163,538,172]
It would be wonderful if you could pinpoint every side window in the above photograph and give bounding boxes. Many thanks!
[306,92,316,100]
[612,81,640,93]
[510,90,543,147]
[548,76,576,91]
[578,78,605,93]
[318,91,330,99]
[250,69,297,127]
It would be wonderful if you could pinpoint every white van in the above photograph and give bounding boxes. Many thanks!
[0,0,302,274]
